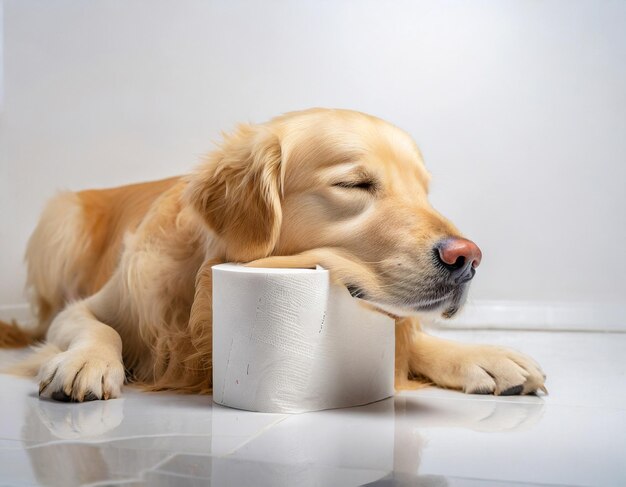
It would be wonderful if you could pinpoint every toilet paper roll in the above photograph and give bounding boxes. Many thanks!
[212,264,395,413]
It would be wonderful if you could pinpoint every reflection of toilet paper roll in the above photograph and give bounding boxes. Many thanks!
[212,264,395,413]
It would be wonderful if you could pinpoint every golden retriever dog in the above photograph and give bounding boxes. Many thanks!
[0,108,545,401]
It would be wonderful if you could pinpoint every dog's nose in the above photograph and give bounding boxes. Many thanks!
[435,238,482,283]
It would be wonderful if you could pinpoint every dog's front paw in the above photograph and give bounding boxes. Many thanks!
[456,345,546,396]
[38,348,125,402]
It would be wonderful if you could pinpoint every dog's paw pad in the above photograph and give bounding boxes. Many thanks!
[500,384,524,396]
[83,391,100,402]
[50,390,72,402]
[468,386,494,395]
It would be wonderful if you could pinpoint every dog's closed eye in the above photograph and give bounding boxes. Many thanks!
[333,180,376,192]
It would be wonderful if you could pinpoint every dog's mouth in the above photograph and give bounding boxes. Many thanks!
[346,283,468,319]
[439,285,468,318]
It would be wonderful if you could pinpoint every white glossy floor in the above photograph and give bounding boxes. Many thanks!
[0,329,624,487]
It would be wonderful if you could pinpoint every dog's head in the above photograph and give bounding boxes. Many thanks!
[186,108,481,318]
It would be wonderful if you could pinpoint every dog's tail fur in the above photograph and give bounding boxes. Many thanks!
[0,319,36,348]
[0,319,59,377]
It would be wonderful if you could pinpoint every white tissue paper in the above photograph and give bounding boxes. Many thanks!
[212,264,395,413]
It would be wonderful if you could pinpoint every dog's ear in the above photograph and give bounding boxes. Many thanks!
[185,124,283,262]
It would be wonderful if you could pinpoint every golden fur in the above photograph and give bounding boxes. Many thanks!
[1,108,545,401]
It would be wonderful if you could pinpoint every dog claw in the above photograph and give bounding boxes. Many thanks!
[38,368,58,396]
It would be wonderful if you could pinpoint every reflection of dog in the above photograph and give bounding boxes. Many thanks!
[18,390,544,485]
[1,108,545,401]
[27,395,125,440]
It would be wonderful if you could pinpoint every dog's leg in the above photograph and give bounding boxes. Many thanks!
[397,317,546,395]
[37,294,125,402]
[146,258,219,393]
[394,318,431,390]
[247,248,382,291]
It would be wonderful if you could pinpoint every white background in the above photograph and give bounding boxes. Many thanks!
[1,1,625,328]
